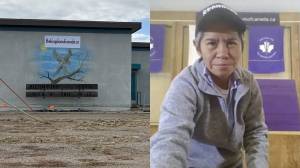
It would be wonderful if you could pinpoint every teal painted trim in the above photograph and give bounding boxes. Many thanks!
[131,72,137,100]
[132,48,150,51]
[131,64,141,70]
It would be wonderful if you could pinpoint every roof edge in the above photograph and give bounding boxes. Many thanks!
[0,18,141,33]
[132,42,150,49]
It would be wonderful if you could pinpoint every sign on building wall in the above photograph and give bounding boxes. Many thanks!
[249,26,284,73]
[150,24,165,73]
[45,35,80,48]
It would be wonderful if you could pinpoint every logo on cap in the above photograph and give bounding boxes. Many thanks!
[202,3,237,16]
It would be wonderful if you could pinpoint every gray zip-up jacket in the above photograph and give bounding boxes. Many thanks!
[150,59,268,168]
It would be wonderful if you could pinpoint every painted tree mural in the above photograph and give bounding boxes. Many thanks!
[38,45,88,84]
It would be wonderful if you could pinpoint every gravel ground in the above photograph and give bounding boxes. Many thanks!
[0,111,149,168]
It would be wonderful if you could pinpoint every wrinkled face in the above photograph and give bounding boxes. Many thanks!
[196,31,242,81]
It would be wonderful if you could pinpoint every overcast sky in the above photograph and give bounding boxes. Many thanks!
[0,0,150,42]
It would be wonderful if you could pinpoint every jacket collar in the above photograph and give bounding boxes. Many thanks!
[191,58,246,96]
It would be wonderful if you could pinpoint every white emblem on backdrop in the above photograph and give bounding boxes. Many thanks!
[150,36,156,57]
[257,37,277,59]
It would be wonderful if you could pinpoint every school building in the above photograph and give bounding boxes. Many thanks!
[0,18,149,111]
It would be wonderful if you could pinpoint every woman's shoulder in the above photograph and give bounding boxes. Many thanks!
[236,67,255,82]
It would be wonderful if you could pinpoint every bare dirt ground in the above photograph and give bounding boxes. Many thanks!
[0,111,149,168]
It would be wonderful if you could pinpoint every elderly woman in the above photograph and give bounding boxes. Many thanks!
[150,3,268,168]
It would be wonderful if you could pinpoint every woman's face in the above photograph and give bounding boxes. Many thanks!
[196,30,243,81]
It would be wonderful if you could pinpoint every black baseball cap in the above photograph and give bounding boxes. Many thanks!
[195,3,246,36]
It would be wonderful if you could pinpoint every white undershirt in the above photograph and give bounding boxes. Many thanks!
[215,84,229,99]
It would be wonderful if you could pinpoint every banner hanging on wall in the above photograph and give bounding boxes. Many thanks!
[150,24,165,73]
[248,26,284,73]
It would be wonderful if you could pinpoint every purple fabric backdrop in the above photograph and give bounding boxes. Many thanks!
[249,26,284,73]
[257,79,300,131]
[150,24,165,73]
